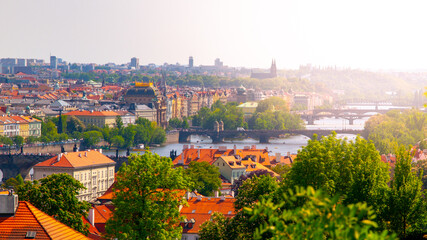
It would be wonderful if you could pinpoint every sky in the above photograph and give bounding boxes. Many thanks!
[1,0,427,70]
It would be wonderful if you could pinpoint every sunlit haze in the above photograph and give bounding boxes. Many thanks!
[2,0,427,70]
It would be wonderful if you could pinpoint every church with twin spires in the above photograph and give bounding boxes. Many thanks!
[250,59,277,79]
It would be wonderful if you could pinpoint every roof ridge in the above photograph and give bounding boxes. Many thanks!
[24,201,54,240]
[25,201,89,239]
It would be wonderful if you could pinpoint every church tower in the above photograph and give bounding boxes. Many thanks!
[270,59,277,77]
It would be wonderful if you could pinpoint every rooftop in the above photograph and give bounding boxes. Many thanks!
[34,150,115,169]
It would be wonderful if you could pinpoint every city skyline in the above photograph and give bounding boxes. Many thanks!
[2,0,427,70]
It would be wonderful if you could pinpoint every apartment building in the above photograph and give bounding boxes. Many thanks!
[33,150,116,201]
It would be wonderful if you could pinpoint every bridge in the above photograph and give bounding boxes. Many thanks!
[296,107,410,125]
[178,129,365,144]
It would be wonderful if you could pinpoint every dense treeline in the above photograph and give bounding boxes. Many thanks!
[200,134,426,239]
[364,109,426,154]
[38,115,166,149]
[191,98,305,131]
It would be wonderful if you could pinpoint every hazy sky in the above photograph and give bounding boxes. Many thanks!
[1,0,427,70]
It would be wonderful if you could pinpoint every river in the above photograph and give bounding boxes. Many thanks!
[2,104,410,181]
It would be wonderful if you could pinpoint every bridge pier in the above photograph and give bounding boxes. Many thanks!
[259,135,270,144]
[211,134,224,144]
[307,116,315,125]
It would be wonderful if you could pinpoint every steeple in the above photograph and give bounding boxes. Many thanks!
[270,59,277,77]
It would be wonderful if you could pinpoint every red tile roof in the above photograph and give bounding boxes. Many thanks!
[34,150,115,169]
[0,201,90,239]
[180,197,236,234]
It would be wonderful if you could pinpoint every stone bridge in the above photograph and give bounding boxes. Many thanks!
[297,108,409,125]
[179,129,365,144]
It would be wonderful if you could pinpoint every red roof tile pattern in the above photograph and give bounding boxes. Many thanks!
[180,197,236,234]
[0,201,90,239]
[34,150,115,169]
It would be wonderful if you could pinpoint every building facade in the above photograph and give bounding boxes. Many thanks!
[33,150,116,201]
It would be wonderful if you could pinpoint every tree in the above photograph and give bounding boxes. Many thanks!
[1,174,24,190]
[82,130,103,148]
[255,96,289,113]
[234,174,279,211]
[246,186,396,240]
[16,173,90,234]
[185,161,222,196]
[284,133,390,222]
[25,136,39,144]
[106,152,192,239]
[387,145,426,238]
[12,136,24,147]
[111,135,125,149]
[199,212,235,240]
[115,115,123,131]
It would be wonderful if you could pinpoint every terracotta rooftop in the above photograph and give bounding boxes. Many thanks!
[180,197,236,234]
[0,201,90,239]
[34,150,116,169]
[173,146,273,167]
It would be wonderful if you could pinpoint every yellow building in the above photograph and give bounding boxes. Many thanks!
[33,150,116,201]
[213,156,278,184]
[21,116,42,137]
[64,110,119,128]
[11,116,29,138]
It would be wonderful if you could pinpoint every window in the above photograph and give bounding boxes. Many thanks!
[191,209,196,213]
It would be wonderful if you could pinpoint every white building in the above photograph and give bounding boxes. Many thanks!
[33,150,116,201]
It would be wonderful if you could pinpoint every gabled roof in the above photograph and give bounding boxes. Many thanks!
[34,150,115,169]
[0,201,90,239]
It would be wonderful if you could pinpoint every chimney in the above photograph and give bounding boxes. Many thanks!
[98,149,102,154]
[251,145,256,150]
[276,153,281,162]
[214,191,219,197]
[234,144,237,154]
[78,153,82,157]
[57,153,62,162]
[230,191,235,198]
[198,149,200,159]
[287,152,290,157]
[190,145,194,149]
[185,191,191,200]
[0,191,19,215]
[220,195,225,201]
[85,152,87,157]
[88,208,95,226]
[197,195,202,201]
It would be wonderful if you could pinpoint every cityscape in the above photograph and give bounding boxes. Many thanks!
[0,1,426,240]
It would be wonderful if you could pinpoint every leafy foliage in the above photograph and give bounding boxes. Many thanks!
[184,161,222,196]
[364,109,426,154]
[246,186,397,240]
[386,146,426,238]
[106,152,192,239]
[16,173,90,235]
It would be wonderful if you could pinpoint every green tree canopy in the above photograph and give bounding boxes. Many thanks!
[284,133,390,212]
[364,110,426,154]
[246,186,396,240]
[185,161,222,196]
[82,130,103,148]
[387,146,426,238]
[106,152,192,239]
[16,173,90,234]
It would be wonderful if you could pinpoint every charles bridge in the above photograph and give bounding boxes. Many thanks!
[178,129,365,144]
